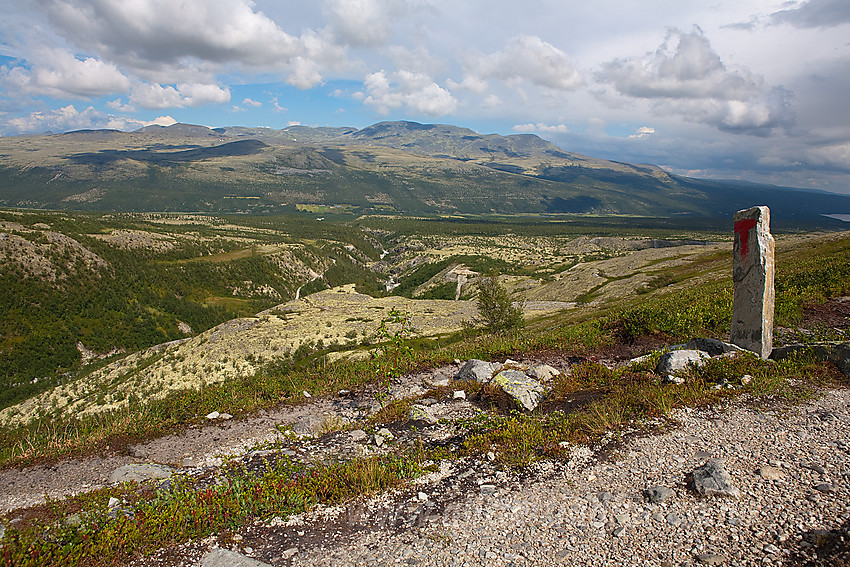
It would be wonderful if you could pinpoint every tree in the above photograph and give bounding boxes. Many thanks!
[474,275,524,333]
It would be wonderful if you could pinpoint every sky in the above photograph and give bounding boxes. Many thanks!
[1,0,849,194]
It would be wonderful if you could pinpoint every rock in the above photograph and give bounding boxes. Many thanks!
[612,526,626,537]
[770,341,850,377]
[696,553,728,565]
[281,547,299,560]
[758,466,785,480]
[656,350,710,375]
[454,359,502,383]
[218,413,233,420]
[107,497,120,509]
[666,512,682,526]
[480,484,496,495]
[201,549,272,567]
[491,370,546,412]
[676,338,746,357]
[644,485,675,503]
[741,374,753,385]
[527,364,560,381]
[408,404,438,425]
[373,434,385,447]
[110,463,174,484]
[349,429,368,442]
[814,483,837,493]
[453,390,466,400]
[205,411,220,420]
[376,427,394,440]
[731,205,775,358]
[303,390,311,398]
[690,459,741,498]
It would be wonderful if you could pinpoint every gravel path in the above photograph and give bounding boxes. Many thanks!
[271,388,850,567]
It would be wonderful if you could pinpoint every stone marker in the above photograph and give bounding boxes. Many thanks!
[731,206,775,358]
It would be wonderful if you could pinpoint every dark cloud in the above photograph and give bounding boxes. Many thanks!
[771,0,850,28]
[596,28,794,136]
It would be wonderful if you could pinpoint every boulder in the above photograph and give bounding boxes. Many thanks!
[656,349,710,375]
[110,463,174,484]
[454,359,502,383]
[527,364,560,381]
[491,370,546,412]
[690,459,740,498]
[644,485,675,503]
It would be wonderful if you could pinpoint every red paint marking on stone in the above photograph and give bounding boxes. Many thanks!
[734,218,758,259]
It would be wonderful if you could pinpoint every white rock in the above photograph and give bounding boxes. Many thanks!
[453,390,466,400]
[205,411,220,420]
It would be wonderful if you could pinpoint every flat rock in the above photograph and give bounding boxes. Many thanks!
[656,350,711,375]
[491,370,546,412]
[696,553,728,565]
[757,466,785,480]
[690,459,741,498]
[408,404,438,425]
[109,463,174,484]
[201,549,272,567]
[770,341,850,377]
[454,359,502,383]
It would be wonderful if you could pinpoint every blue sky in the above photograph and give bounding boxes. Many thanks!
[1,0,850,193]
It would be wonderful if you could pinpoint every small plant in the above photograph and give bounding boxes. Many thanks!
[371,308,415,407]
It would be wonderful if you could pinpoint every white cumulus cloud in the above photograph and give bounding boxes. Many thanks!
[513,123,570,134]
[3,104,175,134]
[1,47,131,98]
[129,82,230,109]
[461,35,583,92]
[362,70,457,116]
[629,126,655,139]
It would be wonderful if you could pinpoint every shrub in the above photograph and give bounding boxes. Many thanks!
[473,275,524,333]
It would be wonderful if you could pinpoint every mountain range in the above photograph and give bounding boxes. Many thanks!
[1,120,848,220]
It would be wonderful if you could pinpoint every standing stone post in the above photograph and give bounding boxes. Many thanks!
[731,206,775,358]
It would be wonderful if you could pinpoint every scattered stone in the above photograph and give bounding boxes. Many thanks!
[201,548,272,567]
[666,512,682,526]
[454,359,502,383]
[690,459,741,498]
[644,485,675,503]
[491,370,546,411]
[376,427,394,440]
[281,548,299,560]
[109,463,174,484]
[349,429,368,442]
[480,484,496,496]
[107,497,120,509]
[373,434,385,447]
[814,483,837,493]
[696,553,728,565]
[218,413,233,420]
[757,466,785,480]
[408,404,438,425]
[303,391,311,398]
[730,205,775,358]
[453,390,466,400]
[656,350,711,375]
[741,374,753,385]
[417,492,428,502]
[764,543,780,554]
[205,411,220,420]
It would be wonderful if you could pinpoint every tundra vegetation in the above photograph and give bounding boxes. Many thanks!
[0,207,848,566]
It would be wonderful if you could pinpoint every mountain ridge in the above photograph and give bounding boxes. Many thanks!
[0,120,848,220]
